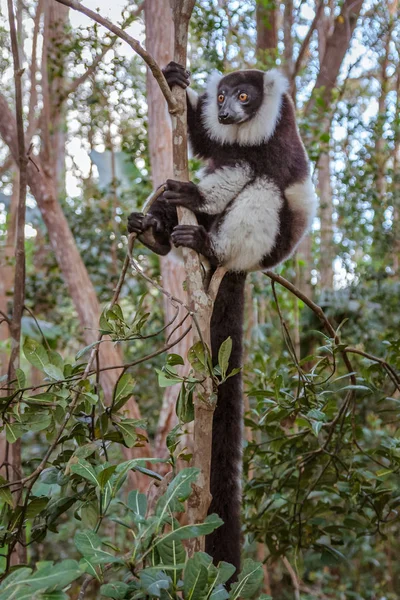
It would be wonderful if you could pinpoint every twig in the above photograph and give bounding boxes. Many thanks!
[292,0,324,80]
[52,0,177,113]
[282,556,301,600]
[6,0,29,567]
[26,0,43,144]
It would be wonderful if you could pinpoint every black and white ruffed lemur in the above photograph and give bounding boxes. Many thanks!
[128,62,317,575]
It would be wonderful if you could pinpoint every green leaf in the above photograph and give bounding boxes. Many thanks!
[139,569,171,598]
[156,537,186,567]
[0,476,13,507]
[156,468,199,520]
[209,585,229,600]
[176,383,194,424]
[100,582,129,599]
[167,353,185,366]
[26,497,49,519]
[215,561,236,585]
[75,531,121,565]
[218,337,232,379]
[127,490,147,518]
[43,364,64,381]
[229,559,264,599]
[156,368,183,387]
[157,514,222,545]
[23,338,49,372]
[70,459,99,487]
[5,422,24,443]
[183,556,208,600]
[115,420,139,448]
[75,342,99,360]
[7,560,83,592]
[114,373,136,410]
[188,341,209,374]
[97,465,117,490]
[312,421,323,437]
[0,568,32,592]
[16,368,26,389]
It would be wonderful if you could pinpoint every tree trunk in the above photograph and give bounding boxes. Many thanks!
[283,0,294,78]
[316,6,335,290]
[144,0,193,459]
[304,0,365,119]
[318,151,334,288]
[256,0,277,65]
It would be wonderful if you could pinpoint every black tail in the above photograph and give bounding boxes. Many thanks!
[205,271,247,576]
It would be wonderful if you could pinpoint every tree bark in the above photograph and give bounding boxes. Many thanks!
[282,0,294,79]
[316,5,335,290]
[256,0,277,65]
[144,0,193,460]
[318,151,334,288]
[304,0,365,119]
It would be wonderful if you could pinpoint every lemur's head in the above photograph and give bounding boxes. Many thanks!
[204,68,289,146]
[216,71,264,125]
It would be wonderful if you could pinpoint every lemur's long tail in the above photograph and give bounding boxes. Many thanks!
[205,271,247,577]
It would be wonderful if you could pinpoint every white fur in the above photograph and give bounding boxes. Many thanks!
[202,69,289,147]
[186,87,199,110]
[285,176,318,228]
[198,163,252,214]
[211,177,282,271]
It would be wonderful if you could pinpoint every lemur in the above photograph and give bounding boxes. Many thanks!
[128,62,317,576]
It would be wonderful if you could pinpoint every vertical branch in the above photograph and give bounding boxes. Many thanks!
[169,0,225,554]
[7,0,28,566]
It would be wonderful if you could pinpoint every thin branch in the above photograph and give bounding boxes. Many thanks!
[6,0,29,568]
[26,0,43,144]
[292,0,324,80]
[282,556,301,600]
[52,0,177,113]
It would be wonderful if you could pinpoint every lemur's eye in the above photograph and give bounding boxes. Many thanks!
[239,92,248,102]
[218,94,225,103]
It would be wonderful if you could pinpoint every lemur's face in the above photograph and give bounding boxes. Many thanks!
[216,71,264,125]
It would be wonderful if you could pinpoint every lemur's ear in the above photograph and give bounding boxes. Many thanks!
[263,69,289,96]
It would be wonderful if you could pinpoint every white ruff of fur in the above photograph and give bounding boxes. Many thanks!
[202,69,289,146]
[211,178,282,271]
[198,163,252,214]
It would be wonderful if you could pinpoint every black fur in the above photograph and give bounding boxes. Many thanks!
[205,271,246,572]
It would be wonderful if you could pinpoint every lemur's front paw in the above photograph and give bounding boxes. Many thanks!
[127,212,166,235]
[162,62,190,90]
[164,179,202,211]
[171,225,214,259]
[127,212,145,234]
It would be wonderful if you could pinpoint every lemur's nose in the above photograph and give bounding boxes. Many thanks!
[219,112,230,122]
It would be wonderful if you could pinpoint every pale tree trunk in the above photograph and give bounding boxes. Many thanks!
[283,0,294,79]
[376,1,398,201]
[316,4,335,290]
[0,172,18,479]
[256,0,277,65]
[144,0,194,459]
[392,67,400,275]
[318,151,334,289]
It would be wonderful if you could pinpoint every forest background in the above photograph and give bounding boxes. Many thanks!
[0,0,400,598]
